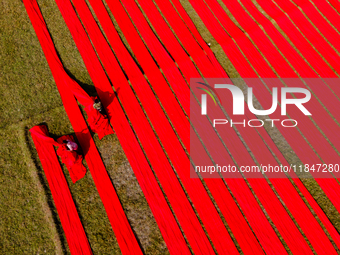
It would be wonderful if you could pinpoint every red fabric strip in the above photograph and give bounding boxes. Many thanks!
[238,0,340,104]
[253,0,340,74]
[226,0,340,169]
[206,1,340,251]
[30,125,92,255]
[193,83,315,255]
[46,0,201,253]
[121,1,333,254]
[186,0,340,244]
[185,0,340,253]
[327,0,340,12]
[136,0,220,78]
[120,0,202,84]
[23,0,113,140]
[136,2,270,253]
[273,0,340,53]
[87,1,268,253]
[105,0,294,254]
[168,0,228,76]
[64,0,237,253]
[24,1,144,254]
[186,0,340,174]
[97,0,300,253]
[295,0,340,34]
[253,119,340,249]
[171,0,340,250]
[103,0,325,253]
[88,0,190,147]
[150,0,226,76]
[220,0,340,173]
[202,0,340,156]
[224,0,340,248]
[103,0,191,112]
[92,1,270,253]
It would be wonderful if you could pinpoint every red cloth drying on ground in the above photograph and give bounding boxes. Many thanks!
[24,1,143,254]
[85,97,113,140]
[64,76,113,136]
[253,0,340,73]
[58,0,225,253]
[118,1,315,254]
[29,124,86,183]
[87,1,264,253]
[31,0,192,253]
[328,0,340,12]
[274,0,340,53]
[186,0,340,253]
[56,135,86,183]
[200,1,340,252]
[63,66,114,140]
[223,0,340,248]
[30,125,92,255]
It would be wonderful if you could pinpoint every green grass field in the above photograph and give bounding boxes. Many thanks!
[1,0,340,254]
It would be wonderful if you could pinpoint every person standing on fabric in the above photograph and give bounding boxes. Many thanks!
[30,125,93,255]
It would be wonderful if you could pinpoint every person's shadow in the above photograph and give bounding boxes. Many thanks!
[64,67,120,109]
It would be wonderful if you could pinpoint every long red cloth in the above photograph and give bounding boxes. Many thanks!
[42,0,198,253]
[237,0,340,100]
[273,0,340,53]
[69,0,218,253]
[201,0,340,157]
[117,0,333,254]
[253,0,340,74]
[223,0,340,247]
[24,0,113,140]
[91,0,340,253]
[30,125,92,255]
[293,0,340,34]
[117,1,284,252]
[134,0,219,78]
[233,0,340,172]
[187,0,340,193]
[164,0,340,253]
[203,1,340,251]
[166,0,340,250]
[150,0,226,76]
[222,0,340,176]
[186,0,340,249]
[327,0,340,12]
[107,1,304,254]
[127,1,270,253]
[102,0,328,253]
[91,0,306,253]
[168,0,229,76]
[84,1,261,253]
[24,1,144,254]
[120,0,202,84]
[60,0,238,253]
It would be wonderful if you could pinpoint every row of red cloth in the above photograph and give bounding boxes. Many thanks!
[25,0,340,254]
[24,0,143,254]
